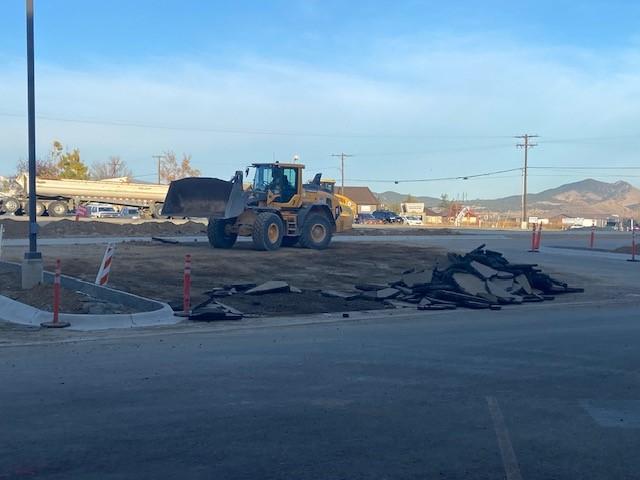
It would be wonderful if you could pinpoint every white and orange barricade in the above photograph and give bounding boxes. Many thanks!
[95,244,115,286]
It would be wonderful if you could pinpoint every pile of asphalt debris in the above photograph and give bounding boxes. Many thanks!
[377,244,584,310]
[176,244,583,321]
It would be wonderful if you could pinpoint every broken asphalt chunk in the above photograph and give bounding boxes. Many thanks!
[321,290,360,300]
[245,281,290,295]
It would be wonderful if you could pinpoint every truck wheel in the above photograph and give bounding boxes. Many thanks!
[299,213,333,250]
[1,197,20,214]
[24,201,46,216]
[152,203,164,219]
[281,236,299,247]
[252,212,283,251]
[207,218,238,248]
[48,201,68,217]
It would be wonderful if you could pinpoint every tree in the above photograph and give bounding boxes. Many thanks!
[159,151,200,183]
[57,147,89,179]
[404,194,418,203]
[439,193,451,210]
[16,157,60,178]
[91,156,133,180]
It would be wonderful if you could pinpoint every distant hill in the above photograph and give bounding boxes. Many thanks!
[375,179,640,216]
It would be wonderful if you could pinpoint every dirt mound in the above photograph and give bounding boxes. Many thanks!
[0,219,207,238]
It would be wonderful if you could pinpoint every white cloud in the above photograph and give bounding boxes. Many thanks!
[1,36,640,197]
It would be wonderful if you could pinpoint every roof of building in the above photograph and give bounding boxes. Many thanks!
[341,186,379,205]
[423,208,442,216]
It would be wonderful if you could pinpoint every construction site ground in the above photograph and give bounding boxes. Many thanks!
[1,241,445,315]
[0,224,636,344]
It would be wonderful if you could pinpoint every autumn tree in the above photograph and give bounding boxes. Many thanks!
[91,156,133,180]
[159,151,200,183]
[55,141,89,179]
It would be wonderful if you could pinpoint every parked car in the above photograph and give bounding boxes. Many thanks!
[87,204,120,218]
[355,213,384,224]
[401,215,423,226]
[372,210,403,223]
[119,206,141,219]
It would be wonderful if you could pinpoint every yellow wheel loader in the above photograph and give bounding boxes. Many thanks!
[162,163,348,251]
[303,177,354,232]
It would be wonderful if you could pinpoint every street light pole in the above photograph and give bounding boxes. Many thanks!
[22,0,43,288]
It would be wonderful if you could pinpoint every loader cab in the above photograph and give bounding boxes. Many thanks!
[251,163,302,205]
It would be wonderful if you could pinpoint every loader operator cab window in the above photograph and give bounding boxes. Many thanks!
[253,165,298,203]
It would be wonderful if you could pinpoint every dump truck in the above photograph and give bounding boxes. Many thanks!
[0,173,169,217]
[162,162,350,250]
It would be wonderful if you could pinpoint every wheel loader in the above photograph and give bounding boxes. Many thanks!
[162,162,350,251]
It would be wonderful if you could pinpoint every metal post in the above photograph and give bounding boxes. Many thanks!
[22,0,43,289]
[25,0,40,260]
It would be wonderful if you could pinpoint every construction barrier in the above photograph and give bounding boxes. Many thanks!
[95,244,115,285]
[589,225,595,249]
[529,223,538,252]
[75,204,88,222]
[41,259,70,328]
[183,254,192,313]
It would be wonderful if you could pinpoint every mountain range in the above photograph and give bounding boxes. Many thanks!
[376,179,640,217]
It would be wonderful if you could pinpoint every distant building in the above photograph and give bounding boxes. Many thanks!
[423,208,444,224]
[341,187,379,215]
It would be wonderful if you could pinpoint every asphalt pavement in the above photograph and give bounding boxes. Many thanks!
[1,299,640,479]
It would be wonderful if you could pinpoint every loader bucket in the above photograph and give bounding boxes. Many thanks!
[161,175,247,219]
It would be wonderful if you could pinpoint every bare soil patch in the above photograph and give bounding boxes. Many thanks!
[2,241,446,315]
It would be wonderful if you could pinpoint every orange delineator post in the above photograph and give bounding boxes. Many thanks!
[183,254,192,314]
[535,222,542,250]
[529,223,538,252]
[52,259,61,323]
[629,221,639,263]
[40,259,70,328]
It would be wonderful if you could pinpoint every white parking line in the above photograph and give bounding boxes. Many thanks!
[486,396,523,480]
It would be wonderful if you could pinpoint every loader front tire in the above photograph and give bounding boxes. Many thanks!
[252,212,283,251]
[299,213,333,250]
[208,218,238,249]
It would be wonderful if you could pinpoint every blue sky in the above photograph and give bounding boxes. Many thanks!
[1,0,640,199]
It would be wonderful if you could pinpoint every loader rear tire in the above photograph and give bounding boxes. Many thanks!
[208,218,238,249]
[252,212,283,251]
[299,213,332,250]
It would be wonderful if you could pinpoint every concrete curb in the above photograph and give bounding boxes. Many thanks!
[0,260,178,331]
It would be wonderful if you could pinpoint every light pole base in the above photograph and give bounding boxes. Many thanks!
[21,256,43,289]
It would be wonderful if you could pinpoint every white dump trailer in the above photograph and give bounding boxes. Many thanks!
[0,174,169,217]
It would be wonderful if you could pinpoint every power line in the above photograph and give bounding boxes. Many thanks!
[349,167,523,183]
[0,112,513,140]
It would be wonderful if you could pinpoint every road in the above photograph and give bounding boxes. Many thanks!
[1,300,639,479]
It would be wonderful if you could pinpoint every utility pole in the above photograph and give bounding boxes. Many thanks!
[152,154,165,184]
[22,0,43,289]
[515,134,538,229]
[331,152,354,195]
